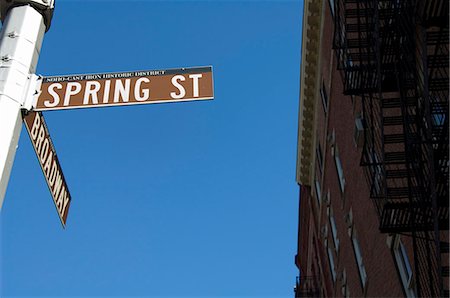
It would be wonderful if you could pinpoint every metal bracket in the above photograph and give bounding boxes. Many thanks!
[7,31,19,38]
[22,74,42,111]
[1,55,11,62]
[0,0,55,31]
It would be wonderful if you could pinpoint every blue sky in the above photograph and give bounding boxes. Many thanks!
[1,0,302,296]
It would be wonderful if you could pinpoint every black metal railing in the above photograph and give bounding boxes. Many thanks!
[294,276,320,298]
[332,0,449,296]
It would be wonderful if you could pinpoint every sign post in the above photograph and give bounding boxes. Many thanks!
[0,1,54,209]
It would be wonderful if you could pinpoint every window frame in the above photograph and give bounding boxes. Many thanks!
[327,206,340,253]
[393,236,415,297]
[320,80,329,113]
[314,178,322,206]
[328,0,335,17]
[333,146,346,193]
[325,238,337,283]
[341,269,350,298]
[328,245,337,282]
[350,227,368,289]
[316,142,324,174]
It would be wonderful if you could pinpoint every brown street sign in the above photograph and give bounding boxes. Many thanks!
[23,111,71,227]
[33,66,214,111]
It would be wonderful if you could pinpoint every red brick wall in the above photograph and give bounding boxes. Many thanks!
[296,1,407,296]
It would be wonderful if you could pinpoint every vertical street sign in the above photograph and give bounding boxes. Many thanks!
[33,66,214,111]
[23,111,71,227]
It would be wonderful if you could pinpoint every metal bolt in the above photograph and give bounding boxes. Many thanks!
[7,31,18,38]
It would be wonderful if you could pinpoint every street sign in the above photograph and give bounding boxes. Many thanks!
[33,66,214,111]
[23,111,71,227]
[0,1,216,230]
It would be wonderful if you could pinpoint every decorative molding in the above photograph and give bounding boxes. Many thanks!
[296,0,324,186]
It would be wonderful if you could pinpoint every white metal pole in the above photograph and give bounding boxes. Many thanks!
[0,5,47,208]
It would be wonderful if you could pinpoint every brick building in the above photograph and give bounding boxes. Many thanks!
[294,0,448,297]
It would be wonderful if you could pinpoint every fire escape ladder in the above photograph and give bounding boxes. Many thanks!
[333,0,449,296]
[333,0,378,95]
[441,239,450,297]
[422,2,449,294]
[412,230,442,297]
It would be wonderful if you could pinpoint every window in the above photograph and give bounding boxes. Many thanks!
[327,206,340,252]
[316,143,324,174]
[328,0,335,17]
[341,269,350,298]
[344,208,353,229]
[333,146,346,193]
[320,81,329,113]
[368,149,383,197]
[432,109,445,127]
[324,225,337,283]
[314,179,322,206]
[353,117,365,148]
[393,236,416,297]
[327,244,337,282]
[350,228,367,289]
[346,58,355,89]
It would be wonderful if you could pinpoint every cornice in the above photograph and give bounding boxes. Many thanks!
[296,0,323,186]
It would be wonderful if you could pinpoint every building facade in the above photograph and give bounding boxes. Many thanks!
[294,0,449,297]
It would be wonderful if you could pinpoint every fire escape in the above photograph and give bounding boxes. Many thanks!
[294,276,320,298]
[333,0,449,296]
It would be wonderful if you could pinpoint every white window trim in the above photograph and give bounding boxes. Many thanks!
[351,228,367,289]
[333,147,346,193]
[328,246,337,282]
[327,206,340,252]
[393,236,416,297]
[328,0,335,16]
[341,269,350,298]
[325,239,337,282]
[320,81,329,113]
[316,143,324,174]
[330,215,340,252]
[353,116,365,148]
[315,179,322,206]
